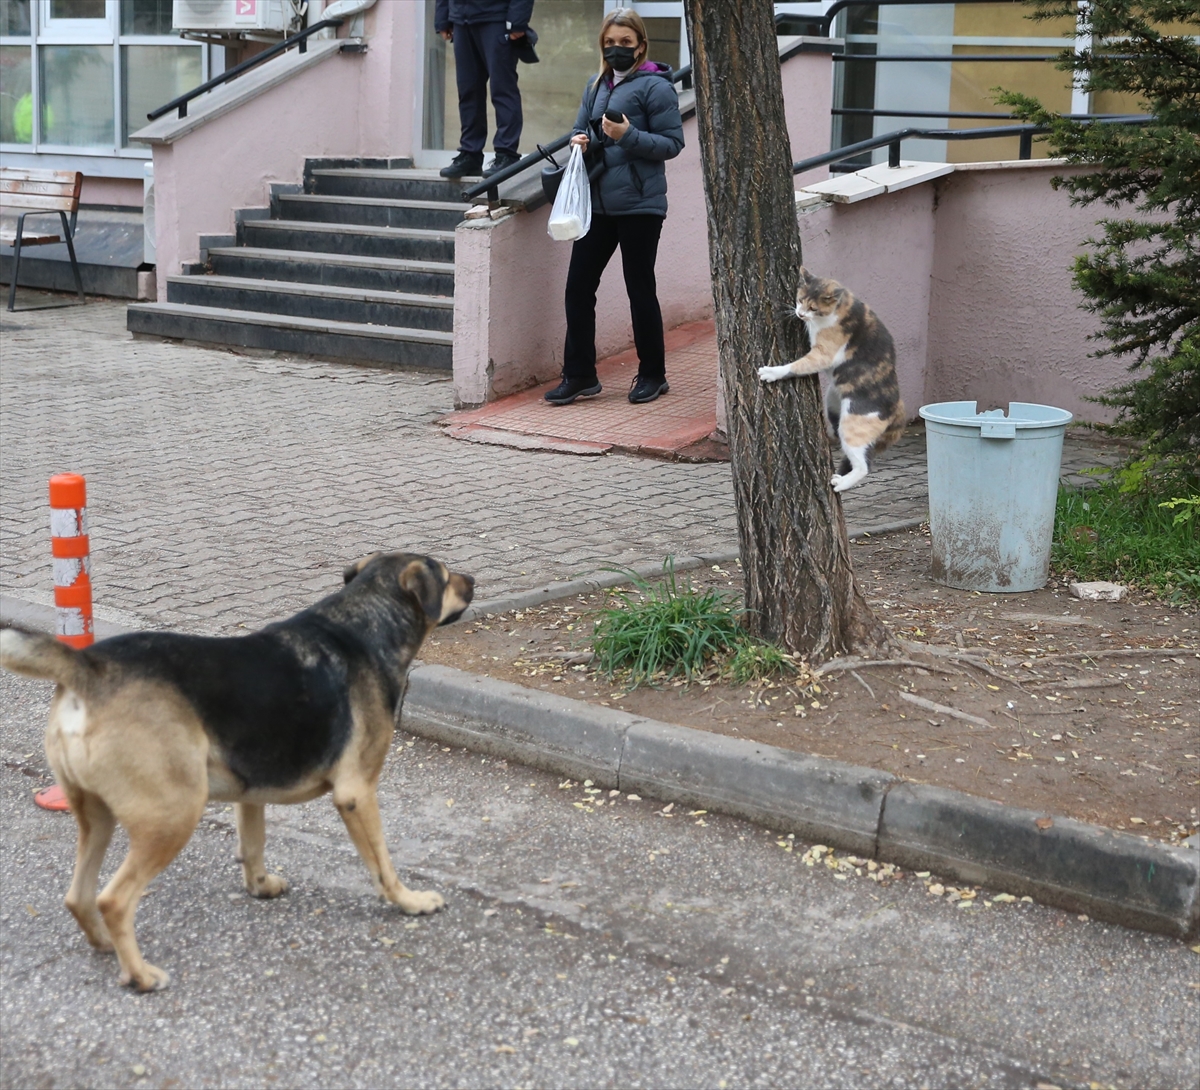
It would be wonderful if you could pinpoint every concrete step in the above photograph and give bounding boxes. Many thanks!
[165,275,454,332]
[207,246,454,295]
[277,193,466,232]
[309,167,477,203]
[126,302,453,370]
[241,219,456,263]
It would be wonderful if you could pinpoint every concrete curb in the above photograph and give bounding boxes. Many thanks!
[404,664,1197,939]
[6,585,1193,939]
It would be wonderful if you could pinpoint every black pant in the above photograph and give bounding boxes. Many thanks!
[453,21,522,156]
[563,214,665,384]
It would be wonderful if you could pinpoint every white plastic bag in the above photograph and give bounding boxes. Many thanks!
[547,143,591,242]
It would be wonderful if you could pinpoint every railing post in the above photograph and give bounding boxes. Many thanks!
[178,101,187,119]
[888,139,901,168]
[300,36,307,54]
[1019,130,1033,159]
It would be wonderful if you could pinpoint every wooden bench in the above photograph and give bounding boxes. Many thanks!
[0,167,85,311]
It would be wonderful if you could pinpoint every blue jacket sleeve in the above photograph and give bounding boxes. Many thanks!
[617,78,685,162]
[434,0,449,33]
[573,78,598,136]
[507,1,535,31]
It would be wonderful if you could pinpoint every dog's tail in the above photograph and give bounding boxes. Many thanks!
[0,624,92,691]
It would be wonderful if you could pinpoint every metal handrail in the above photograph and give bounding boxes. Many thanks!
[462,65,692,203]
[147,16,345,121]
[793,115,1151,175]
[807,0,1027,37]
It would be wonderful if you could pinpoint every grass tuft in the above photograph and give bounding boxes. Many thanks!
[591,558,800,687]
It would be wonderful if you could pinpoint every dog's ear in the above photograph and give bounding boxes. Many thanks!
[398,559,444,620]
[343,553,382,585]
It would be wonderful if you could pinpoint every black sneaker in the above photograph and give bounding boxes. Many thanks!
[628,375,669,404]
[544,376,602,405]
[440,151,484,178]
[483,150,522,179]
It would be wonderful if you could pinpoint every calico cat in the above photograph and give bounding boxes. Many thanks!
[758,268,905,492]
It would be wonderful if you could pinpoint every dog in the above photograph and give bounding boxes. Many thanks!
[0,551,474,992]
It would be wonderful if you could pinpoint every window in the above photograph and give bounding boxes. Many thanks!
[0,0,206,158]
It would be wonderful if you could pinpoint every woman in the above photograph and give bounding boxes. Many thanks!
[544,8,685,406]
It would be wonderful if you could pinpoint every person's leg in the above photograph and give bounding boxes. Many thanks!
[453,24,489,155]
[477,22,522,156]
[562,215,621,383]
[617,215,667,381]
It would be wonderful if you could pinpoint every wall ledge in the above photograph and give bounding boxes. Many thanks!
[129,38,354,146]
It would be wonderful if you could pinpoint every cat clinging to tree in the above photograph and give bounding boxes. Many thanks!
[759,268,905,492]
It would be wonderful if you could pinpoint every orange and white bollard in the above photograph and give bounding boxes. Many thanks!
[36,473,92,812]
[49,473,93,650]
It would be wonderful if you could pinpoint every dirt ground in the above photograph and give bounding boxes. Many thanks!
[419,528,1200,844]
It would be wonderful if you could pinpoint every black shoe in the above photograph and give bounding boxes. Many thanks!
[483,150,522,179]
[440,151,484,178]
[628,375,669,404]
[544,376,602,405]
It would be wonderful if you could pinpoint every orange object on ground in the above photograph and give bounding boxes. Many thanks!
[34,784,70,811]
[49,472,93,650]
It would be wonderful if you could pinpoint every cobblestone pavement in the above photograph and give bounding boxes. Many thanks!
[1,301,1115,635]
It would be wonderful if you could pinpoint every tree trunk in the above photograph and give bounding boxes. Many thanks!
[683,0,888,661]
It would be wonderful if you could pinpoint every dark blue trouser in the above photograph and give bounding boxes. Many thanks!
[452,20,522,156]
[563,214,666,384]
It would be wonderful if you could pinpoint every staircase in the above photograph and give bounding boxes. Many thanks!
[127,159,469,370]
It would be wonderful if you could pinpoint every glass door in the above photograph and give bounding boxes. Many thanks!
[418,0,688,166]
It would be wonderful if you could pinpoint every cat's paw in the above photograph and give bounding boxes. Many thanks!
[758,365,791,383]
[831,473,851,493]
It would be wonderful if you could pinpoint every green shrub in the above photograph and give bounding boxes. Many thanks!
[1053,460,1199,600]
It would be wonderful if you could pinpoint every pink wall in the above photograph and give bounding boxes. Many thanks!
[453,48,836,406]
[80,176,142,208]
[925,163,1118,421]
[793,162,1114,424]
[147,2,420,300]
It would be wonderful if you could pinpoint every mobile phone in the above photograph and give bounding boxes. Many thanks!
[604,110,624,123]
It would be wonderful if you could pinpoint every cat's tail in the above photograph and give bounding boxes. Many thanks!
[873,402,906,456]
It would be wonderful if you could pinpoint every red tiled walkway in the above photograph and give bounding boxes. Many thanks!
[439,319,726,460]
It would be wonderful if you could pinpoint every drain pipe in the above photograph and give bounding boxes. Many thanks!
[321,0,376,38]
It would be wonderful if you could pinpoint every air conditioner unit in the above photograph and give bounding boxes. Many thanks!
[172,0,292,33]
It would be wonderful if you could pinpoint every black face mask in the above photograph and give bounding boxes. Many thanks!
[603,45,639,72]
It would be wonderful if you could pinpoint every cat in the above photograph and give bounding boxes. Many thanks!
[758,268,905,492]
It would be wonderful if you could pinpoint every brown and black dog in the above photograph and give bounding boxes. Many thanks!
[0,552,473,991]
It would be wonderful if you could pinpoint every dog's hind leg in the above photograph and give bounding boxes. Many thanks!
[62,787,116,952]
[332,778,443,915]
[97,800,204,992]
[235,803,289,898]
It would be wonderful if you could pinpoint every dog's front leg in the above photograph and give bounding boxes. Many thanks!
[332,779,443,914]
[235,803,289,898]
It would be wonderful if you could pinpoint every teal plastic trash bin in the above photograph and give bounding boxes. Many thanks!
[918,401,1073,592]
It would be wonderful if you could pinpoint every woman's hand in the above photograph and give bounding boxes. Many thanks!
[570,133,590,150]
[601,113,630,141]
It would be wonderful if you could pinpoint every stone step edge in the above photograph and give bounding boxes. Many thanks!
[247,219,456,242]
[127,302,453,344]
[165,275,454,308]
[281,194,466,212]
[205,247,454,274]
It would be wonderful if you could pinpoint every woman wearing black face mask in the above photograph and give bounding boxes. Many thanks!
[544,8,685,406]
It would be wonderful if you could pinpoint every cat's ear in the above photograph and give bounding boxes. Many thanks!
[799,266,812,284]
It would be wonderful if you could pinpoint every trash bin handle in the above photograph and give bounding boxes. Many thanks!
[980,422,1017,439]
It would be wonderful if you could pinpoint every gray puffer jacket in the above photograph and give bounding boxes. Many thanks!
[573,63,685,218]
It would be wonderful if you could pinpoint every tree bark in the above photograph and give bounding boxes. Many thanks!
[683,0,888,661]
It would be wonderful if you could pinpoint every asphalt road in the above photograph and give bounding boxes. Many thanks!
[1,670,1196,1090]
